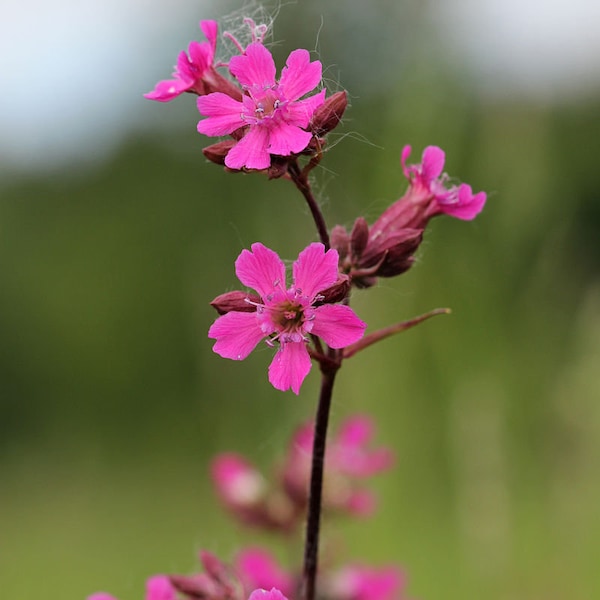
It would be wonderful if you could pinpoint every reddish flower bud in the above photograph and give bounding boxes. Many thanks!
[203,140,237,166]
[210,291,260,315]
[310,90,348,136]
[317,274,350,305]
[350,217,369,259]
[330,225,351,264]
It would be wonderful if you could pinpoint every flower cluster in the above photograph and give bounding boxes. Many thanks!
[145,19,343,174]
[88,9,489,600]
[211,415,394,531]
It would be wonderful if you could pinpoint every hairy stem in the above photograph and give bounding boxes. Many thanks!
[301,352,340,600]
[288,159,330,249]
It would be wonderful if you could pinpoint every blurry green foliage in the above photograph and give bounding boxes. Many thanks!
[1,6,600,600]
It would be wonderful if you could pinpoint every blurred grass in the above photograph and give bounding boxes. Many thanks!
[2,7,600,600]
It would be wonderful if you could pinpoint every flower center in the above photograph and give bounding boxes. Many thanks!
[253,89,281,120]
[273,299,304,331]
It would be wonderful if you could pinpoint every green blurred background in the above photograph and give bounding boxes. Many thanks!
[2,1,599,599]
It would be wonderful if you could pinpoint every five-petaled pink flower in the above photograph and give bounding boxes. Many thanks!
[208,242,366,394]
[145,21,221,102]
[197,42,326,170]
[401,145,487,221]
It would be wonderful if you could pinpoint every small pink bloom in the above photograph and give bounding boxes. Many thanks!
[146,576,177,600]
[282,415,393,515]
[87,595,118,600]
[235,549,295,597]
[401,145,487,221]
[211,453,266,508]
[329,566,407,600]
[197,43,326,170]
[248,589,290,600]
[145,21,230,102]
[208,243,366,394]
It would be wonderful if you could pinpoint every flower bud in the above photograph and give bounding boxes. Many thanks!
[330,225,350,264]
[203,140,236,166]
[210,291,260,315]
[350,217,369,259]
[317,274,350,305]
[310,90,348,136]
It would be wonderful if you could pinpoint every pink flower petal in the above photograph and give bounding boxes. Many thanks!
[209,311,265,360]
[197,93,245,136]
[225,126,271,170]
[286,89,326,128]
[279,49,322,102]
[292,243,339,300]
[200,20,218,56]
[248,589,290,600]
[144,76,191,102]
[400,145,412,178]
[338,415,374,446]
[267,122,313,156]
[421,145,445,181]
[440,184,487,220]
[146,575,176,600]
[268,342,312,394]
[311,304,366,348]
[87,594,118,600]
[187,40,213,73]
[230,43,276,89]
[236,549,295,597]
[235,243,286,298]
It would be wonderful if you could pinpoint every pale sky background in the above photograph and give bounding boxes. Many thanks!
[1,0,599,174]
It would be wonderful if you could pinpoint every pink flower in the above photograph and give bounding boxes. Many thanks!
[87,575,175,600]
[197,43,326,170]
[282,415,393,515]
[145,21,239,102]
[401,145,487,221]
[328,566,407,600]
[235,549,295,597]
[211,453,266,508]
[208,243,366,394]
[248,589,290,600]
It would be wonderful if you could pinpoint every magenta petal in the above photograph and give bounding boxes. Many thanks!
[267,122,312,156]
[279,49,322,102]
[200,20,218,55]
[209,312,264,360]
[187,41,212,73]
[292,243,339,300]
[146,575,176,600]
[87,595,118,600]
[311,304,366,348]
[421,146,445,181]
[286,89,326,128]
[338,415,373,446]
[230,42,276,89]
[235,243,286,299]
[268,342,312,394]
[144,77,191,102]
[225,127,271,170]
[236,549,295,597]
[197,93,244,136]
[248,590,290,600]
[400,145,412,178]
[444,185,487,220]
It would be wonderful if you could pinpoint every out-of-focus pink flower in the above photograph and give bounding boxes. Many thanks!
[328,565,407,600]
[247,588,290,600]
[208,243,366,394]
[87,575,176,600]
[400,145,487,221]
[283,415,393,515]
[197,43,326,170]
[145,21,240,102]
[212,453,266,509]
[235,548,295,597]
[170,550,244,600]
